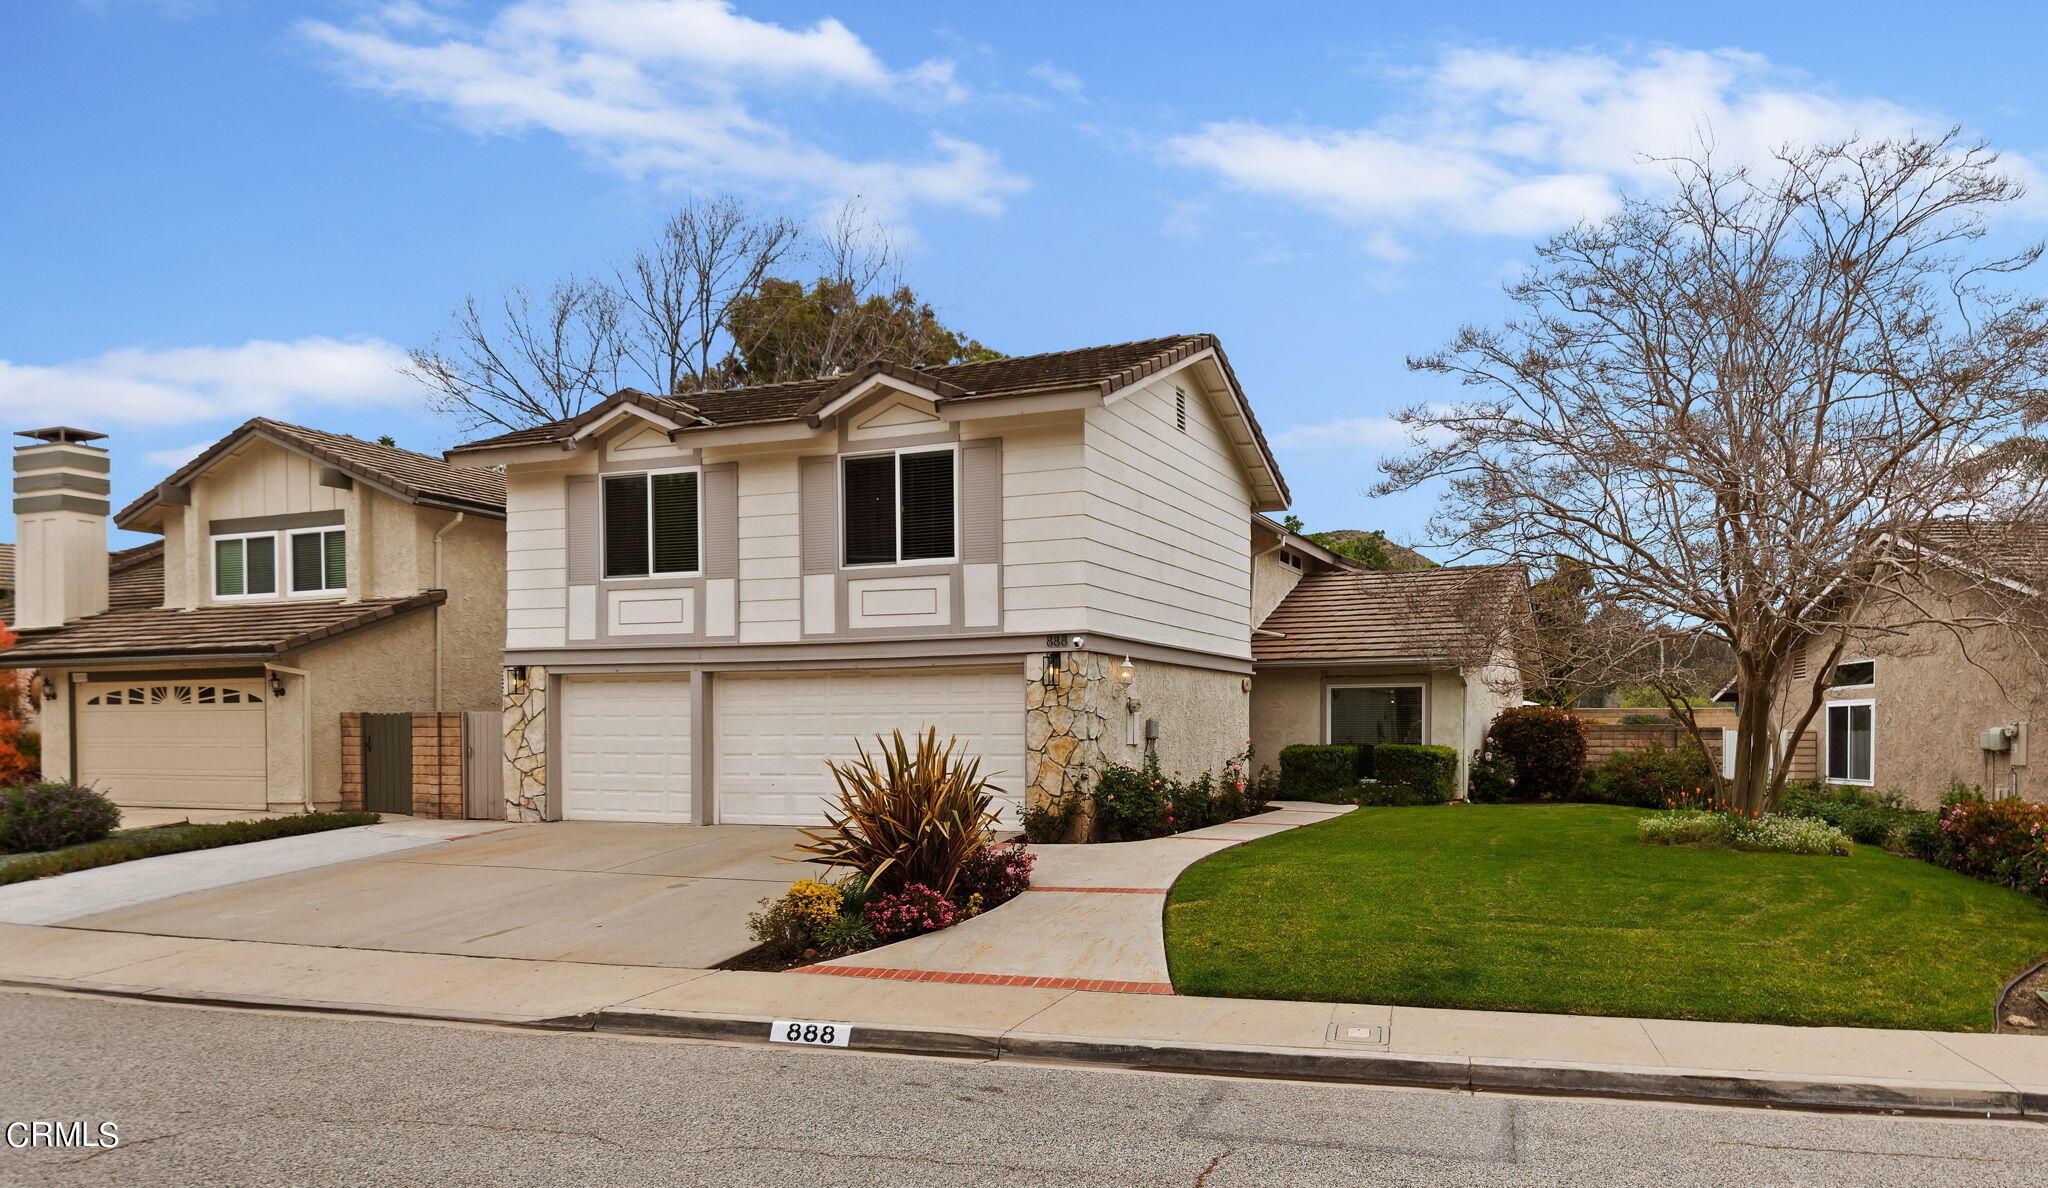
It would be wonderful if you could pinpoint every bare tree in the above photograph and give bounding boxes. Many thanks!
[404,279,625,435]
[615,195,802,396]
[1380,131,2048,812]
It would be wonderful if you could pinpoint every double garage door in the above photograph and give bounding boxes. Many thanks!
[74,679,269,809]
[559,667,1025,825]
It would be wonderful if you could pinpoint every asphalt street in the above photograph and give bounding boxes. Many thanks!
[3,989,2044,1186]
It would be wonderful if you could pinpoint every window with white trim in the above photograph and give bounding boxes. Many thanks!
[288,528,347,595]
[213,533,278,599]
[603,469,700,578]
[1826,700,1874,784]
[841,446,956,566]
[1828,659,1875,689]
[1327,684,1425,747]
[214,527,347,600]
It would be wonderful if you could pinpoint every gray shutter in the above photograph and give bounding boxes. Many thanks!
[565,475,598,584]
[701,463,738,579]
[800,455,837,574]
[960,439,1001,565]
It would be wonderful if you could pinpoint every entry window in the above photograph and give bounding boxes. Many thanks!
[604,470,700,578]
[213,534,277,598]
[1826,701,1874,784]
[1328,685,1424,746]
[288,528,347,594]
[842,447,956,566]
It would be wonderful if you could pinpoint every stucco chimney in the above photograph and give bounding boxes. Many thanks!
[13,427,110,629]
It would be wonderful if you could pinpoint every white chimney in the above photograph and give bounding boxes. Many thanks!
[13,427,110,629]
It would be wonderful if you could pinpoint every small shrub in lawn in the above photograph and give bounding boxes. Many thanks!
[1637,810,1734,848]
[1637,809,1851,856]
[955,841,1034,908]
[1484,707,1587,801]
[0,781,120,852]
[1584,741,1715,809]
[864,883,962,941]
[1278,744,1365,802]
[1361,744,1457,805]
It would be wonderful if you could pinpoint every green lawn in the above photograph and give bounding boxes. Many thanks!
[1163,804,2048,1032]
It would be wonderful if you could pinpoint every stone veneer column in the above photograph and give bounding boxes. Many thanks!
[503,665,549,821]
[1024,650,1129,838]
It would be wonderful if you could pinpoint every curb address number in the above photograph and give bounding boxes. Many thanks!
[771,1019,852,1047]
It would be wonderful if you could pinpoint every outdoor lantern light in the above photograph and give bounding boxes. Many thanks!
[1113,656,1136,686]
[268,673,287,698]
[39,676,56,701]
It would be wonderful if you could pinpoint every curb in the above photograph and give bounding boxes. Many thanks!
[8,974,2039,1119]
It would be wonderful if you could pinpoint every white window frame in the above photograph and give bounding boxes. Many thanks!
[285,527,348,597]
[838,443,959,570]
[1827,657,1876,691]
[601,465,704,581]
[1324,681,1430,747]
[209,530,282,602]
[1824,698,1876,786]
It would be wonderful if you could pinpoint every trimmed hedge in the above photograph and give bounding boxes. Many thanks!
[1278,744,1365,802]
[0,812,381,887]
[1361,744,1459,805]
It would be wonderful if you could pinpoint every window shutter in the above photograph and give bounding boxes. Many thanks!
[245,535,277,595]
[324,529,347,590]
[650,471,699,574]
[799,456,837,574]
[214,538,243,596]
[960,439,1000,565]
[702,464,739,580]
[603,474,650,578]
[898,450,955,561]
[842,455,896,566]
[291,533,323,592]
[565,476,598,584]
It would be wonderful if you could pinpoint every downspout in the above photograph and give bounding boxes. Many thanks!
[264,662,315,813]
[431,513,466,712]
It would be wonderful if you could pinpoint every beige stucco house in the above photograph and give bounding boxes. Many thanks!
[2,421,506,813]
[453,334,1527,825]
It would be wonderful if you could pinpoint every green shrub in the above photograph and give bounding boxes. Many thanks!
[796,728,999,896]
[1022,796,1080,844]
[1896,811,1948,861]
[1636,809,1851,856]
[1637,809,1734,847]
[0,781,123,853]
[1616,712,1671,725]
[1465,747,1515,803]
[1936,796,2048,897]
[1278,744,1364,802]
[0,811,379,886]
[1584,741,1714,808]
[1777,782,1913,846]
[1363,744,1457,805]
[1484,707,1586,801]
[1092,762,1172,840]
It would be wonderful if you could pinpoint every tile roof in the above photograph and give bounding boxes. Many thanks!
[0,542,162,628]
[1907,520,2048,588]
[450,335,1286,500]
[1254,564,1527,665]
[116,419,506,527]
[1,589,446,666]
[0,543,12,590]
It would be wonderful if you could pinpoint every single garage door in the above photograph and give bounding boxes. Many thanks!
[560,674,692,822]
[715,667,1025,825]
[75,679,267,808]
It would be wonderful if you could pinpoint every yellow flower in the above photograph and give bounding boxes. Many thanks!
[785,879,844,931]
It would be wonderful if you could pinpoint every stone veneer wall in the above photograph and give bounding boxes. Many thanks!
[1024,651,1124,834]
[503,665,549,821]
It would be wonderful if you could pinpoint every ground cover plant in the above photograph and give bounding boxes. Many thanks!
[0,812,382,887]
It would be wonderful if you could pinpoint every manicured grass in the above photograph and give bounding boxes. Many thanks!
[1163,804,2048,1032]
[0,812,381,886]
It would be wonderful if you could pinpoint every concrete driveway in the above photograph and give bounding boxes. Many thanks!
[58,822,815,970]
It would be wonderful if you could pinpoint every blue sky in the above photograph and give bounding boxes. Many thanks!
[7,0,2048,551]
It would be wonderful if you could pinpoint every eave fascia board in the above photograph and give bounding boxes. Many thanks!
[805,375,948,427]
[568,402,686,444]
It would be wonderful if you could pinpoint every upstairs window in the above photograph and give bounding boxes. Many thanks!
[1828,659,1875,688]
[842,447,956,566]
[289,528,347,595]
[604,469,700,578]
[213,534,277,599]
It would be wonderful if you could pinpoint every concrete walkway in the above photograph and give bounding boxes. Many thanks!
[0,818,499,925]
[805,801,1355,992]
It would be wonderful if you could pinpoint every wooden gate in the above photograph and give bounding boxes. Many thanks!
[361,712,414,815]
[463,710,506,820]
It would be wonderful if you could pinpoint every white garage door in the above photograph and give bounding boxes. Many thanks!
[714,667,1025,826]
[561,675,692,822]
[76,679,267,808]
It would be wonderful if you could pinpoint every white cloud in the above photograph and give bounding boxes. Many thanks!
[1168,45,2009,247]
[1028,62,1084,99]
[0,337,415,429]
[145,441,213,470]
[1272,415,1418,452]
[302,1,1023,216]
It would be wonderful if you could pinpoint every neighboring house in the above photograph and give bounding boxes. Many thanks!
[1766,522,2048,807]
[452,333,1525,825]
[1,422,507,813]
[1247,515,1526,791]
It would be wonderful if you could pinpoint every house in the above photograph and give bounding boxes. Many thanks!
[1767,521,2048,807]
[1,421,507,813]
[1247,516,1525,789]
[451,333,1524,824]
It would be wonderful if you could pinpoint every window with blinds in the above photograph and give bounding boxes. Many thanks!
[213,535,277,598]
[289,529,346,594]
[604,470,700,578]
[842,448,955,566]
[1328,686,1424,747]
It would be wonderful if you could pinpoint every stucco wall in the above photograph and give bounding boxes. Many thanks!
[1250,665,1491,795]
[1123,656,1251,778]
[430,512,508,712]
[289,610,439,809]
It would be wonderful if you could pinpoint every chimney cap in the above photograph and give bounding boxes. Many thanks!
[16,427,107,445]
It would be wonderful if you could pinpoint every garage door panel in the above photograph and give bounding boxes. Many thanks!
[76,680,267,809]
[715,668,1024,826]
[562,675,692,822]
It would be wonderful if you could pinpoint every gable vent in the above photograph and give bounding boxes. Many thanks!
[1175,389,1188,432]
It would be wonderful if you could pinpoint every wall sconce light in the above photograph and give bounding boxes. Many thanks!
[39,676,56,701]
[1041,652,1062,687]
[268,673,288,699]
[1113,656,1136,687]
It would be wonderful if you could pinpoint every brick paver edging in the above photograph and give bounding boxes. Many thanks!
[789,964,1175,995]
